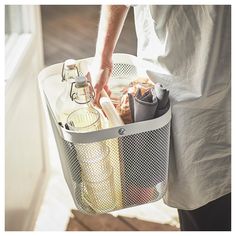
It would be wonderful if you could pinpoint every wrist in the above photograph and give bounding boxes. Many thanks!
[95,52,113,70]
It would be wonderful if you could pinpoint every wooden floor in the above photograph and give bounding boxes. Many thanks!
[66,210,179,231]
[41,5,137,66]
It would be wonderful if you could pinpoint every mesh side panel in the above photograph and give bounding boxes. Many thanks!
[118,123,170,207]
[111,63,137,78]
[62,140,82,183]
[73,141,120,214]
[48,106,89,213]
[57,122,170,214]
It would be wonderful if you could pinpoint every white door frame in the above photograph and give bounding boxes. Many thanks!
[5,5,49,231]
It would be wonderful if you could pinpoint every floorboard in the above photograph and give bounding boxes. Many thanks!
[66,210,179,231]
[41,5,137,66]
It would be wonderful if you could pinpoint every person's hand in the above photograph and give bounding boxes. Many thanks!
[93,5,129,104]
[93,59,113,105]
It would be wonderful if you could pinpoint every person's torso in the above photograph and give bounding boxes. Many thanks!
[133,5,231,102]
[133,5,231,209]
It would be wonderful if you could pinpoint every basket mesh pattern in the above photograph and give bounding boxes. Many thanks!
[111,63,137,78]
[119,123,170,207]
[56,122,170,214]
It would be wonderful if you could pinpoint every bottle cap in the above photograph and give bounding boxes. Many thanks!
[64,59,76,70]
[75,76,87,87]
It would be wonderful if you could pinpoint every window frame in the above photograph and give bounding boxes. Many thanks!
[5,5,43,82]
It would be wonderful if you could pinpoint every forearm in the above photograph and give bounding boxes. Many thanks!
[95,5,130,68]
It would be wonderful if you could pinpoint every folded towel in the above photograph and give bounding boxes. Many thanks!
[133,97,158,122]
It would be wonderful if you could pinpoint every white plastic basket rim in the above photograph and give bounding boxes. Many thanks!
[38,53,171,144]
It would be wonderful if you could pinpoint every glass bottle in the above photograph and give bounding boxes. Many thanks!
[55,59,80,125]
[55,60,82,188]
[66,75,99,132]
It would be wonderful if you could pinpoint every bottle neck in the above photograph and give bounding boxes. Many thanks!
[62,78,93,106]
[73,85,92,105]
[70,83,92,105]
[63,66,78,82]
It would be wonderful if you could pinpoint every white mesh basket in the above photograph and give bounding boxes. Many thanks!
[38,54,171,214]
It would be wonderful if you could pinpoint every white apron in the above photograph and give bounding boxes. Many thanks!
[133,5,231,210]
